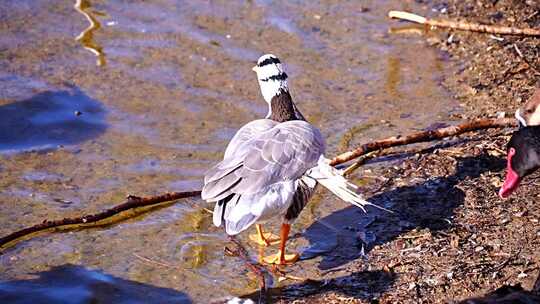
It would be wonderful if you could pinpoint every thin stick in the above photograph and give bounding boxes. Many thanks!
[342,150,380,176]
[342,130,498,177]
[133,253,181,269]
[330,118,516,166]
[0,191,201,248]
[227,236,267,291]
[388,11,540,36]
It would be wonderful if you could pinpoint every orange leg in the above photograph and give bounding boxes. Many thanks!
[248,224,279,246]
[262,223,299,265]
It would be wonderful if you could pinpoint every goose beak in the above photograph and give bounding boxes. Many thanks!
[499,147,520,199]
[252,65,258,72]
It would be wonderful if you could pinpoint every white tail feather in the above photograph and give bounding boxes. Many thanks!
[306,157,391,213]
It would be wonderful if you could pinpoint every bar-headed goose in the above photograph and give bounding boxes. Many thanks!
[202,54,378,264]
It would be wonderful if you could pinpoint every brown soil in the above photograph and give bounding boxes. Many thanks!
[254,1,540,303]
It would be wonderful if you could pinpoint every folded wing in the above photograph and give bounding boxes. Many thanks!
[202,120,325,234]
[203,120,324,200]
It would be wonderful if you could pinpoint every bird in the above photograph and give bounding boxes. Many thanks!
[499,125,540,198]
[457,283,540,304]
[201,54,377,265]
[515,88,540,128]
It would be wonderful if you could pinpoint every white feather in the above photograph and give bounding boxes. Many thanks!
[253,56,288,105]
[260,79,287,113]
[306,156,390,212]
[213,202,224,227]
[223,181,296,235]
[515,108,527,127]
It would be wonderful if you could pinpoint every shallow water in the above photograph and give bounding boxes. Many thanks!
[0,0,459,302]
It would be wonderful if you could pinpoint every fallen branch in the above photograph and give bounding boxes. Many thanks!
[0,191,201,248]
[330,118,516,166]
[343,127,512,176]
[226,236,268,291]
[388,10,540,36]
[1,118,516,250]
[226,237,304,288]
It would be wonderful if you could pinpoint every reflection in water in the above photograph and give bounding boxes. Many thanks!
[74,0,106,66]
[388,24,429,35]
[0,264,193,304]
[0,86,107,152]
[385,56,402,100]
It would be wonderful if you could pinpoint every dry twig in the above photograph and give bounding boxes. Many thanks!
[226,236,268,297]
[0,191,201,248]
[388,11,540,36]
[330,118,516,166]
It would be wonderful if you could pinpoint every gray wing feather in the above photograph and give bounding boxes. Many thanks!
[204,162,242,185]
[230,121,324,195]
[223,119,277,159]
[203,171,242,201]
[202,119,276,200]
[203,120,325,203]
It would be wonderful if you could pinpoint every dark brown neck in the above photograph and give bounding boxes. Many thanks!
[269,90,305,122]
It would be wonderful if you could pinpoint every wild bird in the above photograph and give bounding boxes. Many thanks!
[201,54,377,265]
[499,125,540,198]
[514,88,540,128]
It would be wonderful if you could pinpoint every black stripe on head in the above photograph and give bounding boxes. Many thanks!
[258,56,281,67]
[261,72,288,82]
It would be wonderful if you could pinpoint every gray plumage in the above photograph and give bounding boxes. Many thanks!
[203,53,377,236]
[202,119,324,234]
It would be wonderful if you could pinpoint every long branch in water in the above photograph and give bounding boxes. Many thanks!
[0,191,200,248]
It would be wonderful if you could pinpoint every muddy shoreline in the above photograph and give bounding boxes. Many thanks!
[270,1,540,303]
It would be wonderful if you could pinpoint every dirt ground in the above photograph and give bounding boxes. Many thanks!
[250,1,540,303]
